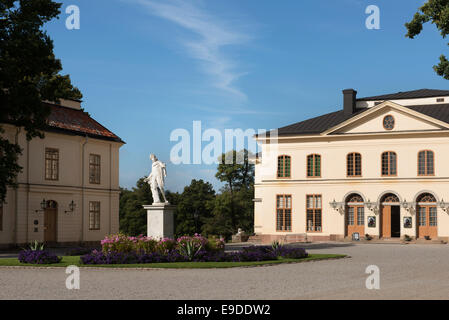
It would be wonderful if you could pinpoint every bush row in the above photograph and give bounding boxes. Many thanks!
[18,250,62,264]
[80,245,308,264]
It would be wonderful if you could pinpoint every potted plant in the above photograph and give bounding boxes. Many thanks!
[364,234,373,241]
[403,234,412,242]
[424,235,431,241]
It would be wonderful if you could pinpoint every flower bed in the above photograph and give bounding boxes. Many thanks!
[80,234,308,265]
[18,250,62,264]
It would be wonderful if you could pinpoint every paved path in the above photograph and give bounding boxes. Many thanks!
[0,243,448,300]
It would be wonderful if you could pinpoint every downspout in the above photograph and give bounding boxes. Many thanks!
[81,135,88,243]
[109,143,112,234]
[25,138,30,244]
[13,127,21,245]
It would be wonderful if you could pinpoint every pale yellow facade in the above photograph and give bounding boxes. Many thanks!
[0,100,123,247]
[254,97,449,243]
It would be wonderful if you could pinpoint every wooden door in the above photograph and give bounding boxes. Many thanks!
[418,206,438,239]
[44,207,57,243]
[381,205,391,238]
[346,206,365,237]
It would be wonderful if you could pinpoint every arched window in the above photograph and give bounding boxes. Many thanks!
[307,154,321,178]
[416,193,437,238]
[381,152,397,176]
[277,155,291,178]
[345,194,364,233]
[346,194,364,203]
[418,150,434,176]
[347,153,362,177]
[381,194,399,203]
[416,193,436,203]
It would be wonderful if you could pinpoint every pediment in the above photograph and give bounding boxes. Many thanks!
[324,102,449,135]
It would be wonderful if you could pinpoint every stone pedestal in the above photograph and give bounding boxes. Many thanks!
[143,204,175,239]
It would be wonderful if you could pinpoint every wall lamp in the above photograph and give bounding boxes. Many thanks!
[35,199,47,213]
[330,199,345,214]
[64,200,76,214]
[401,199,416,214]
[364,200,379,215]
[438,199,449,213]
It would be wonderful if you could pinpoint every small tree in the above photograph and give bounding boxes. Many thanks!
[206,149,255,238]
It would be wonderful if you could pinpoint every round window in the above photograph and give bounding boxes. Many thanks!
[383,115,395,130]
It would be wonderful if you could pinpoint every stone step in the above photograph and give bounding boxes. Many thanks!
[247,235,262,243]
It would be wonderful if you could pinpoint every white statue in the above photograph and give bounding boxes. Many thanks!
[144,154,168,204]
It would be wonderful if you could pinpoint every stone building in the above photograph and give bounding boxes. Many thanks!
[0,99,124,248]
[254,89,449,243]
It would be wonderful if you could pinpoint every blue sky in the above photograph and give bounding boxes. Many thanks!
[46,0,448,192]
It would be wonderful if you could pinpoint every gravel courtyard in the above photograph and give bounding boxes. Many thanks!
[0,243,448,300]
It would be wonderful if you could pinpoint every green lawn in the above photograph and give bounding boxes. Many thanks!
[0,254,346,269]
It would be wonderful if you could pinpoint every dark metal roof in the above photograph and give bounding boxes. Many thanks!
[275,103,449,136]
[407,104,449,123]
[276,108,368,136]
[357,89,449,101]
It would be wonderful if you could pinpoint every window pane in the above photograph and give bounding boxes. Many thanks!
[277,209,283,230]
[382,153,389,175]
[277,156,284,177]
[307,156,313,176]
[315,155,321,176]
[315,210,322,231]
[418,151,426,175]
[307,210,314,231]
[390,153,397,175]
[286,196,291,209]
[347,207,354,226]
[285,156,291,177]
[306,196,313,209]
[357,207,364,226]
[89,201,100,230]
[347,154,353,176]
[429,207,437,226]
[315,195,322,209]
[419,207,426,226]
[355,153,362,176]
[427,151,434,175]
[285,209,291,231]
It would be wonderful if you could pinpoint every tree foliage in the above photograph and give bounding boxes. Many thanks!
[175,179,215,237]
[119,178,153,236]
[406,0,449,79]
[0,0,82,201]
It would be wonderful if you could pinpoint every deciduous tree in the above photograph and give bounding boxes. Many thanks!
[406,0,449,79]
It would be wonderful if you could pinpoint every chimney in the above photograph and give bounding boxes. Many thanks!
[343,89,357,116]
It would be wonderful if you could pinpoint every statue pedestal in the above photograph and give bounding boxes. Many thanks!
[143,204,175,239]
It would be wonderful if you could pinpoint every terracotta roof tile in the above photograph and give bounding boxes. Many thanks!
[45,103,124,143]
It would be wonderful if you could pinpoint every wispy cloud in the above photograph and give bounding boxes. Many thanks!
[135,0,250,100]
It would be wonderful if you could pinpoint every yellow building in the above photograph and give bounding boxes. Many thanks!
[254,89,449,243]
[0,99,124,248]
